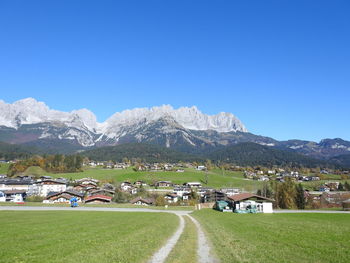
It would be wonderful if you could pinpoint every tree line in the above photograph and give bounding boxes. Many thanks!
[8,154,83,176]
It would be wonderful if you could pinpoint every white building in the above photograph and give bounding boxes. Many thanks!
[196,166,206,171]
[37,179,67,197]
[0,191,6,202]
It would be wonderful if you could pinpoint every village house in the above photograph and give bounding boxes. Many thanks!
[182,192,193,201]
[184,182,202,188]
[258,176,270,181]
[113,163,125,169]
[196,165,206,171]
[0,178,34,192]
[228,193,274,213]
[37,179,67,197]
[75,178,99,187]
[85,195,112,204]
[88,161,97,167]
[164,193,179,203]
[120,182,137,194]
[120,182,133,191]
[130,197,155,206]
[43,190,84,204]
[129,187,138,195]
[155,181,172,187]
[319,185,331,192]
[202,190,226,203]
[0,190,5,202]
[134,181,148,187]
[173,186,191,197]
[89,189,115,197]
[73,184,97,193]
[3,190,27,202]
[220,188,240,196]
[325,182,340,191]
[105,162,114,169]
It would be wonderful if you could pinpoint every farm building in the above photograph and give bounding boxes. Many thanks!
[228,193,274,213]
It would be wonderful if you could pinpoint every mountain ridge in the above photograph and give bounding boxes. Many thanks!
[0,98,350,161]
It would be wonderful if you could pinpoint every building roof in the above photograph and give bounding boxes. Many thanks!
[85,195,112,202]
[41,179,67,185]
[89,189,115,195]
[47,190,84,199]
[3,190,27,194]
[51,194,71,201]
[165,193,178,198]
[228,193,274,202]
[0,179,34,185]
[130,197,154,204]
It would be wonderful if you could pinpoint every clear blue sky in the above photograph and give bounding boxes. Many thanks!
[0,0,349,142]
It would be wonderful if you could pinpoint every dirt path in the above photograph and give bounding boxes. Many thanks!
[148,215,185,263]
[187,215,219,263]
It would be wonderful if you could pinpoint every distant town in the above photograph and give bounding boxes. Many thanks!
[1,159,350,212]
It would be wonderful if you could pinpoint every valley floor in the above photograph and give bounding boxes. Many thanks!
[1,206,349,263]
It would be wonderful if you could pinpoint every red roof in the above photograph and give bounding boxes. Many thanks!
[228,193,274,202]
[85,195,112,202]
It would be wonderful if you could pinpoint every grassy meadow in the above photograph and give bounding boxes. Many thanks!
[0,162,10,174]
[21,166,263,191]
[192,209,350,263]
[0,211,178,263]
[0,201,195,210]
[5,164,348,191]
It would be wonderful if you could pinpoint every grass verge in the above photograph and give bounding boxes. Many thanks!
[192,209,350,263]
[0,211,178,263]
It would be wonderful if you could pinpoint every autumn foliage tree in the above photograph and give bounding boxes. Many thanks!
[8,154,84,176]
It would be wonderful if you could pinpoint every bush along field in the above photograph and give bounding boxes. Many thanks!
[0,211,178,263]
[192,209,350,263]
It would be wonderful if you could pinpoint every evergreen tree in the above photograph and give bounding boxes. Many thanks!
[344,181,350,191]
[276,179,297,209]
[295,183,306,209]
[338,183,344,191]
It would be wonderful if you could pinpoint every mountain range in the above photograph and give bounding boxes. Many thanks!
[0,98,350,167]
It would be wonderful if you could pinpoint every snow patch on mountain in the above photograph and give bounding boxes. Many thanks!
[104,105,247,134]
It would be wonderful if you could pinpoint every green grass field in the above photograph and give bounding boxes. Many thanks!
[0,211,178,263]
[192,209,350,263]
[7,164,349,191]
[0,202,195,210]
[0,162,10,174]
[22,166,262,190]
